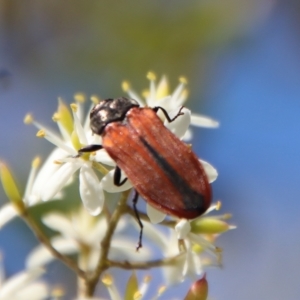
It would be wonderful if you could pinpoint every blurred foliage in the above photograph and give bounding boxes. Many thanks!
[0,0,266,96]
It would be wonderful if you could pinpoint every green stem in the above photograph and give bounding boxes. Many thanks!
[84,189,131,296]
[23,210,85,278]
[107,252,184,269]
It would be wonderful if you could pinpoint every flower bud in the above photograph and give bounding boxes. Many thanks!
[0,162,25,213]
[184,274,208,300]
[191,217,231,234]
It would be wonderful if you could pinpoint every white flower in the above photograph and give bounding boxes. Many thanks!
[25,96,124,216]
[0,157,49,228]
[0,253,48,300]
[101,272,166,300]
[25,80,218,220]
[26,208,151,271]
[139,221,188,285]
[122,72,219,138]
[141,202,229,285]
[161,228,217,285]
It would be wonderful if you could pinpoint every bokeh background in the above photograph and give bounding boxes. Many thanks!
[1,0,300,299]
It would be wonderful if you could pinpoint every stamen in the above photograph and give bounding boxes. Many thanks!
[32,156,41,168]
[24,114,34,124]
[142,89,149,99]
[74,93,86,103]
[158,285,166,296]
[133,291,142,300]
[36,130,46,138]
[71,106,88,145]
[102,273,113,286]
[122,81,130,92]
[179,76,188,84]
[36,129,76,155]
[51,286,65,298]
[52,112,60,122]
[216,201,222,210]
[147,71,156,81]
[70,103,78,113]
[223,213,232,220]
[90,95,100,104]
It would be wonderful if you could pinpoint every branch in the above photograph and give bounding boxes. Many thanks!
[23,211,86,278]
[84,189,131,296]
[107,252,185,270]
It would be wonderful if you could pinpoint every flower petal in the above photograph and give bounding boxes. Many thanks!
[94,149,116,166]
[41,161,81,201]
[79,165,104,215]
[109,239,151,261]
[0,203,17,229]
[0,268,45,298]
[188,232,216,255]
[182,128,193,141]
[183,248,203,279]
[72,107,88,145]
[101,169,132,192]
[83,102,96,133]
[156,75,169,99]
[146,204,166,224]
[41,129,76,155]
[84,217,107,245]
[169,80,186,107]
[123,84,144,106]
[42,213,76,239]
[175,219,191,239]
[135,218,168,250]
[200,160,218,183]
[14,282,49,300]
[31,148,71,204]
[149,95,171,110]
[162,252,185,285]
[191,114,219,128]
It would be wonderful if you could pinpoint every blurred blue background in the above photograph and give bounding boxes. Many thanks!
[1,1,300,299]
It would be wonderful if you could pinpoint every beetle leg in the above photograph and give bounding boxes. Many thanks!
[153,106,185,123]
[113,166,128,186]
[132,190,143,251]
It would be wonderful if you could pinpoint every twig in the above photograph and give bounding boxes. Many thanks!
[84,189,131,296]
[107,252,185,270]
[23,211,86,278]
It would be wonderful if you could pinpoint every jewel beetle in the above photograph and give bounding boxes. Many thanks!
[78,97,212,249]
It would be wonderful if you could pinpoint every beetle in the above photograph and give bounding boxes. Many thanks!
[78,97,212,249]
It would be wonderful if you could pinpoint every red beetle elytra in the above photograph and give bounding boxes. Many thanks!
[79,97,212,249]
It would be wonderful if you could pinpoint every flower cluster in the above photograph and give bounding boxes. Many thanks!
[0,73,234,299]
[0,253,48,300]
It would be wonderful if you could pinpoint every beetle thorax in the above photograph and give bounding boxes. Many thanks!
[90,97,139,135]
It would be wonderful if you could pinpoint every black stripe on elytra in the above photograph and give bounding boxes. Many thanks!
[139,137,206,213]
